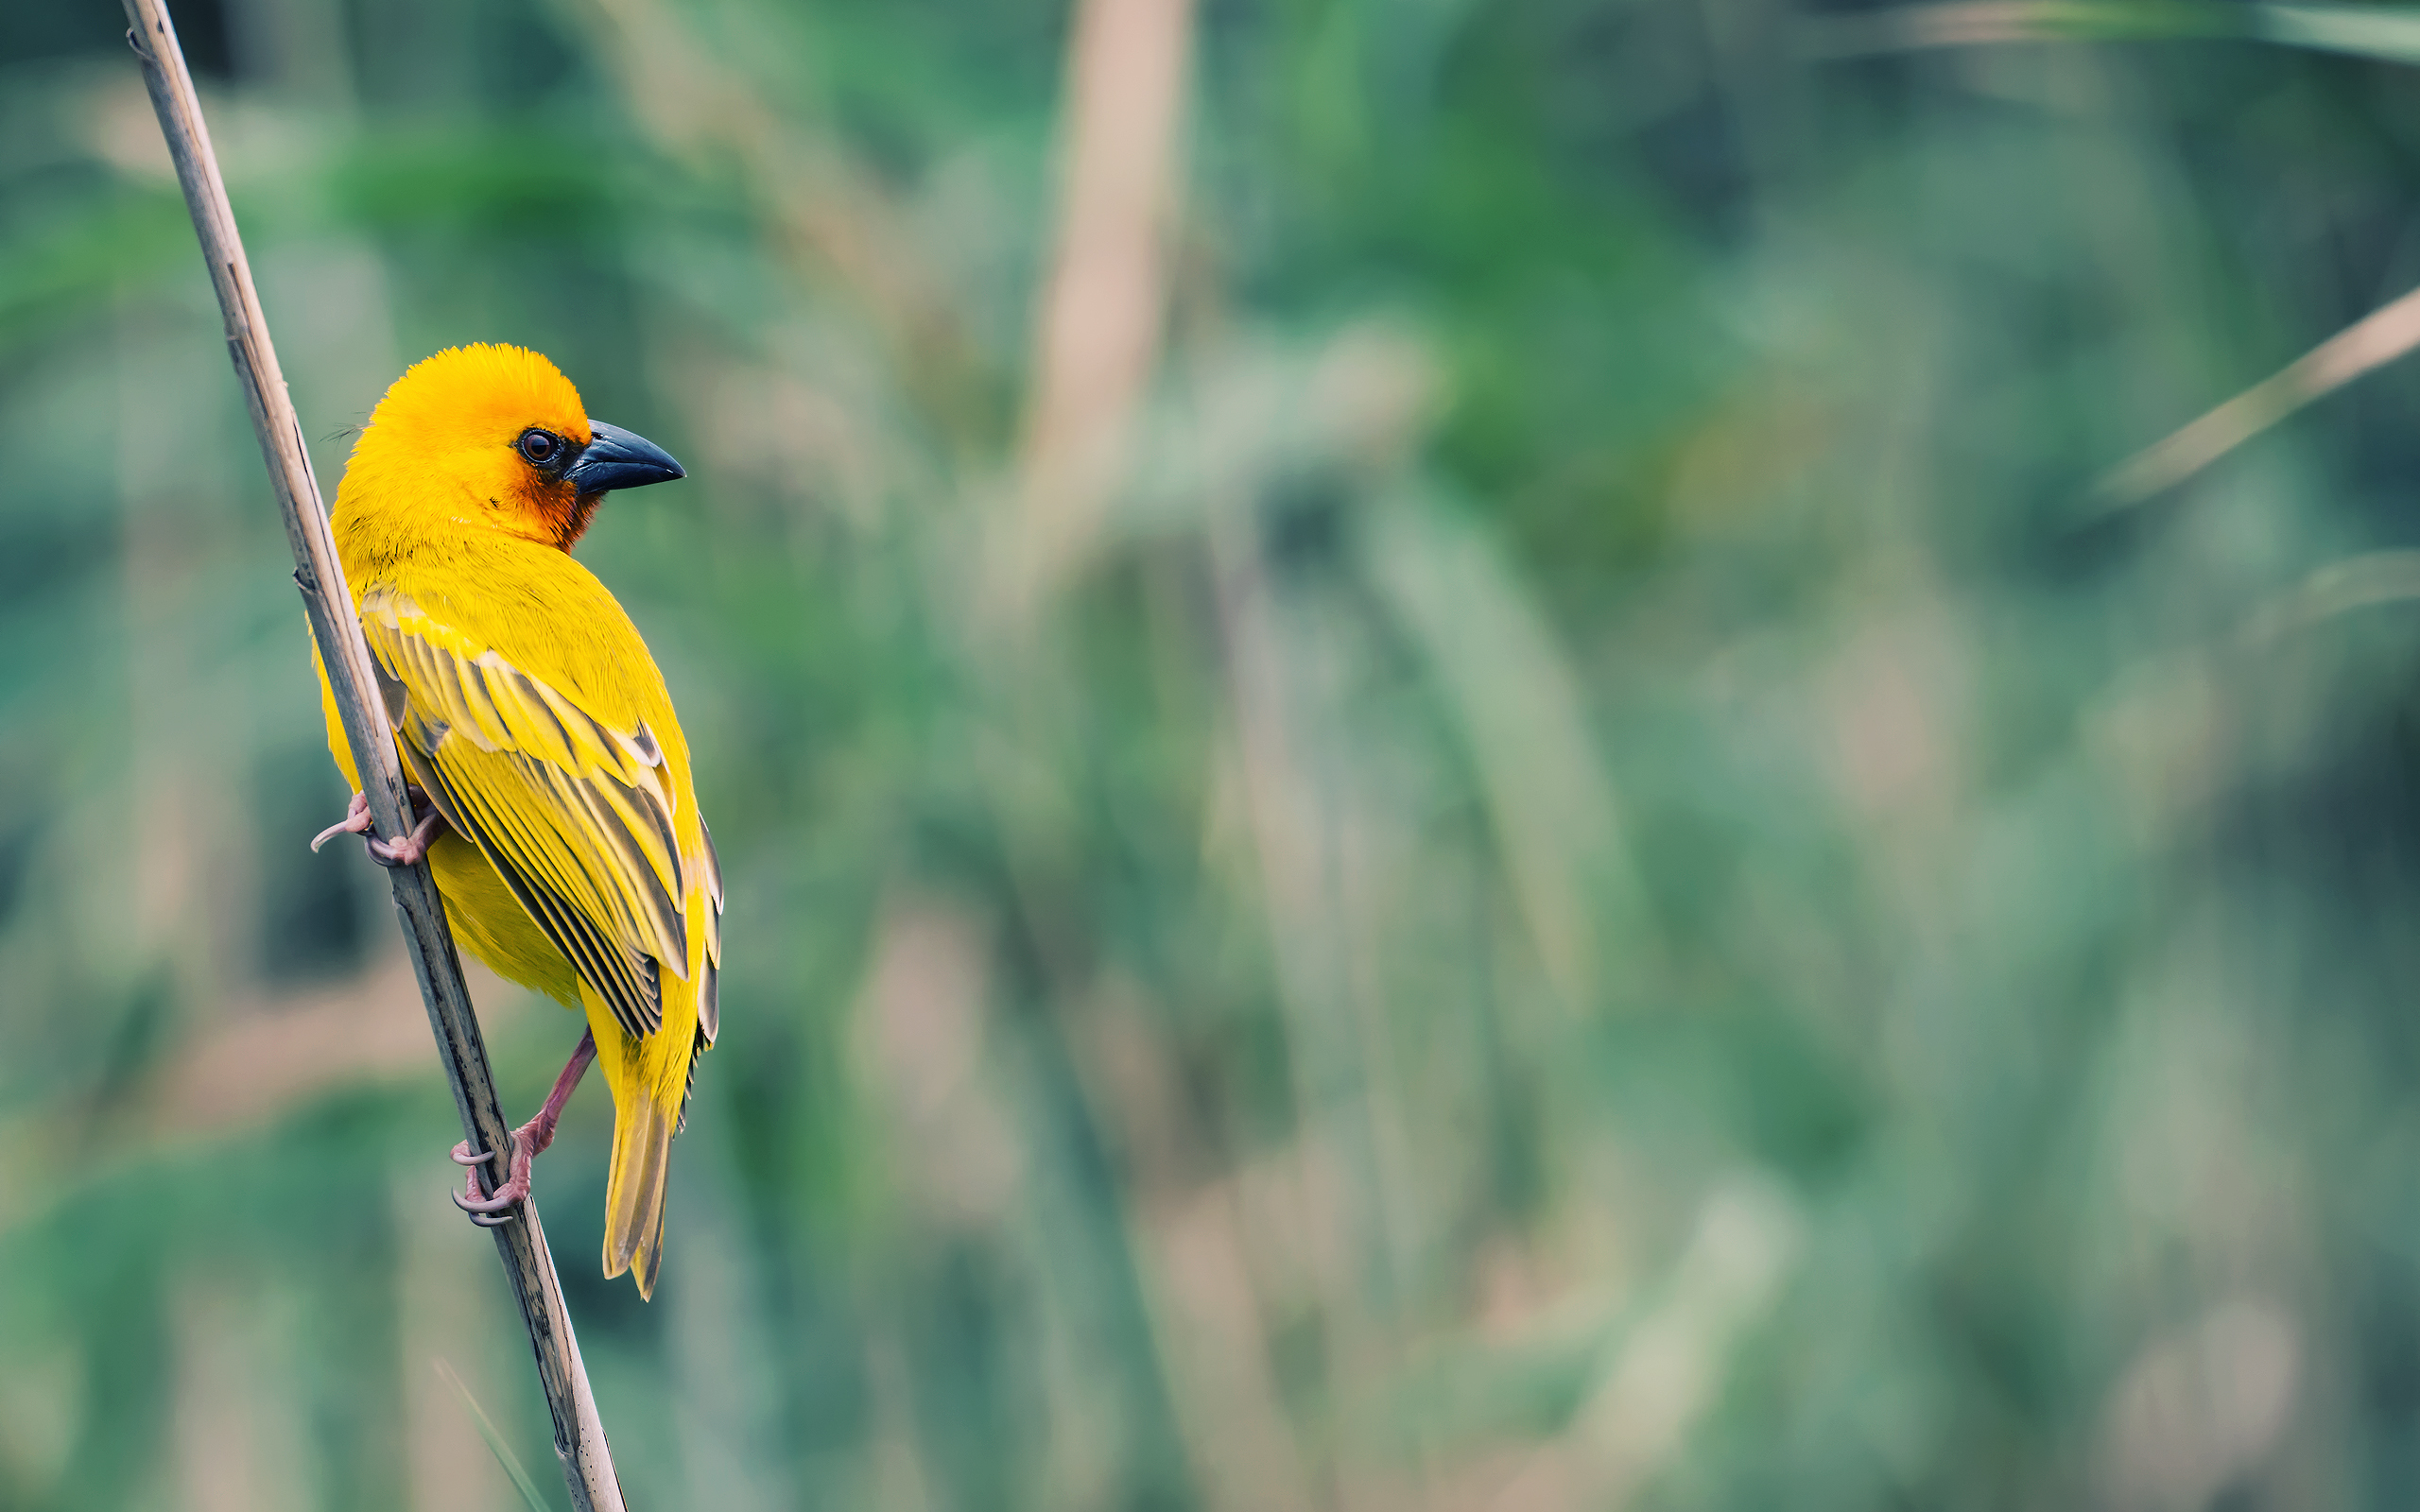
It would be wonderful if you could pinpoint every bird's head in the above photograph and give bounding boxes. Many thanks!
[338,344,684,553]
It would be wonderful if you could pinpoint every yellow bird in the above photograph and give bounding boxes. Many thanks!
[309,344,719,1299]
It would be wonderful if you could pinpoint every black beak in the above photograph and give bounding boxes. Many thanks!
[564,421,685,495]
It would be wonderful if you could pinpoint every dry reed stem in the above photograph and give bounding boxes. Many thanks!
[117,3,625,1506]
[2095,283,2420,507]
[1797,2,2420,507]
[1008,0,1199,610]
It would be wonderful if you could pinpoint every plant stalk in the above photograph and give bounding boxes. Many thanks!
[118,4,625,1506]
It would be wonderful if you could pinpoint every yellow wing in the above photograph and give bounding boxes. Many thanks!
[358,582,723,1048]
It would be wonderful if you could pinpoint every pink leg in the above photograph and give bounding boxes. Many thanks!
[450,1030,597,1228]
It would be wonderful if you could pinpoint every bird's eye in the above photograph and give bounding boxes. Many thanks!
[517,429,562,465]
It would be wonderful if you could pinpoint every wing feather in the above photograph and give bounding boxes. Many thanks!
[363,585,699,1041]
[696,821,723,1043]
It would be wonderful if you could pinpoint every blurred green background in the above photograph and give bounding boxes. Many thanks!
[12,0,2420,1505]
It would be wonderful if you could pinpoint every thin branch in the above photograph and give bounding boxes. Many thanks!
[118,5,625,1508]
[2094,282,2420,509]
[1794,0,2420,508]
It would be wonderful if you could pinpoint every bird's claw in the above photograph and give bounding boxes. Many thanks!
[366,821,436,868]
[310,792,373,852]
[451,1122,541,1227]
[453,1182,523,1225]
[453,1147,529,1219]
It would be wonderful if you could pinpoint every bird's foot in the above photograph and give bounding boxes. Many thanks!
[310,787,447,868]
[451,1128,540,1228]
[367,799,445,868]
[309,791,372,851]
[449,1030,596,1228]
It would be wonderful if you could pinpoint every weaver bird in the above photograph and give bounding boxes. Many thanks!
[310,344,719,1299]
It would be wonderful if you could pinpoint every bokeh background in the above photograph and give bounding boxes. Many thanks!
[15,0,2420,1506]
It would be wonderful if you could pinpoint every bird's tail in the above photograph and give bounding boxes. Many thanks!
[585,987,684,1301]
[602,1080,676,1299]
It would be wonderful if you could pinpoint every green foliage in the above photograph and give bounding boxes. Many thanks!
[8,0,2420,1507]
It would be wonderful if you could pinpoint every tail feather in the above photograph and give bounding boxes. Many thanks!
[640,1196,666,1297]
[581,950,701,1302]
[603,1090,676,1299]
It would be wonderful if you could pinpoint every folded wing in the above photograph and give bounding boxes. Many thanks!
[360,584,718,1042]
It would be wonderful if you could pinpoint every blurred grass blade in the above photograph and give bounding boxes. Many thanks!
[2253,3,2420,62]
[437,1359,555,1512]
[1803,0,2235,57]
[1806,0,2420,60]
[2240,551,2420,643]
[1365,492,1642,1009]
[2094,283,2420,507]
